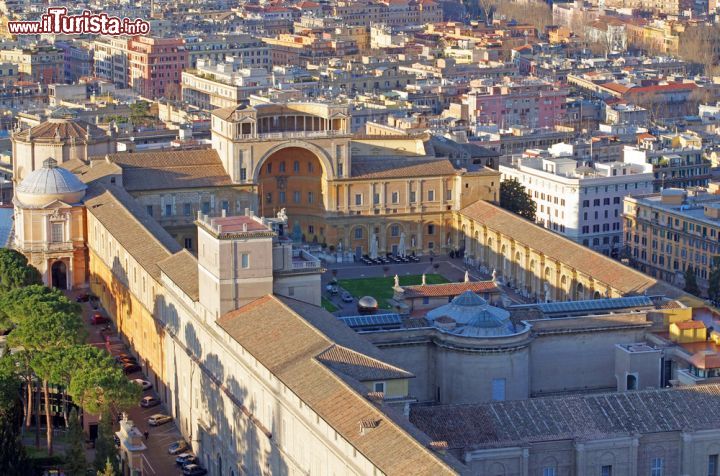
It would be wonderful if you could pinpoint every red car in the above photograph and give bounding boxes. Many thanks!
[91,313,109,325]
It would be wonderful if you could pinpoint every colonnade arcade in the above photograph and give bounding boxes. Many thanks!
[455,216,620,303]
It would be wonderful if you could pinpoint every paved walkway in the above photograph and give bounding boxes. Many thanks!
[79,295,185,476]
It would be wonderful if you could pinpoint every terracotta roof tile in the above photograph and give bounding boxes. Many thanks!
[350,159,459,180]
[158,249,199,301]
[459,201,686,298]
[317,344,414,381]
[411,384,720,449]
[217,296,460,475]
[403,281,497,298]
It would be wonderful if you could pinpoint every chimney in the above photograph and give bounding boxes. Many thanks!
[242,223,247,232]
[359,418,380,435]
[429,441,448,455]
[221,208,227,217]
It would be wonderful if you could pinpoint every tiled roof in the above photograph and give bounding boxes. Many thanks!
[84,185,181,279]
[350,159,459,180]
[403,281,497,298]
[217,296,459,475]
[459,201,685,298]
[317,344,414,381]
[16,119,106,141]
[100,149,232,191]
[157,249,199,301]
[690,351,720,370]
[410,384,720,449]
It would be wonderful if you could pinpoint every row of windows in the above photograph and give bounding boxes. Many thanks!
[353,224,435,239]
[146,200,230,217]
[583,197,622,208]
[541,454,718,476]
[267,160,314,174]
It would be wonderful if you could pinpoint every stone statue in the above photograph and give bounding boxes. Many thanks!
[411,236,416,249]
[276,208,287,222]
[491,268,497,282]
[421,274,426,286]
[394,274,400,288]
[544,282,551,302]
[464,270,470,282]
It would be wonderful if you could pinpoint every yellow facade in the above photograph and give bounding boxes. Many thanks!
[669,322,707,344]
[88,249,166,385]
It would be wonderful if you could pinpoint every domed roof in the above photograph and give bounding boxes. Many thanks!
[426,291,515,338]
[15,158,87,207]
[358,296,378,309]
[16,118,106,143]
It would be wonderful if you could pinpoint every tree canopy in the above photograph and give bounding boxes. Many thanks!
[0,249,41,296]
[499,178,537,221]
[684,266,701,297]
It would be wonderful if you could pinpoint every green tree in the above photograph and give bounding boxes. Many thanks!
[684,265,701,296]
[2,285,85,456]
[66,346,140,416]
[708,257,720,303]
[94,411,118,473]
[64,408,86,476]
[0,250,41,331]
[499,178,536,221]
[0,356,29,475]
[97,458,117,476]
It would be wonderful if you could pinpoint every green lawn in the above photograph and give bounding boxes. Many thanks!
[338,274,449,309]
[321,297,338,313]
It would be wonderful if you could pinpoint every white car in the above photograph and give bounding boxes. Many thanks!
[132,378,152,391]
[148,414,173,426]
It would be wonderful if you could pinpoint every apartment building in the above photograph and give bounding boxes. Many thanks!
[624,187,720,292]
[183,35,270,69]
[0,46,63,84]
[127,36,187,99]
[501,156,653,255]
[466,78,568,129]
[93,36,130,88]
[623,137,710,191]
[182,59,271,110]
[332,0,442,28]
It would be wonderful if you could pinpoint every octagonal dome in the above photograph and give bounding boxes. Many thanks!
[15,158,87,207]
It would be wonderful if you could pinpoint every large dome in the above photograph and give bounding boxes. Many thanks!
[15,158,87,207]
[426,290,515,337]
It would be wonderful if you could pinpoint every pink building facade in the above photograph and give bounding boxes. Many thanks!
[128,36,188,100]
[466,79,568,129]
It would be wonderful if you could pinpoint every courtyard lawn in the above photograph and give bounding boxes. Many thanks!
[321,297,338,313]
[338,274,449,309]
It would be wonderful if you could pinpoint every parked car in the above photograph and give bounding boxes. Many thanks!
[176,453,198,467]
[122,362,141,374]
[341,292,354,303]
[182,464,207,476]
[148,414,173,426]
[168,439,189,455]
[140,396,161,408]
[132,378,152,391]
[90,313,108,325]
[326,284,338,295]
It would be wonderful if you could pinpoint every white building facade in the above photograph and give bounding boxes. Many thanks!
[501,157,653,255]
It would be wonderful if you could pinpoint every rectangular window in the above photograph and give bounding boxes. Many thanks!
[265,192,272,204]
[293,191,301,204]
[709,455,718,476]
[354,228,363,239]
[391,225,399,237]
[410,191,416,202]
[651,458,663,476]
[308,192,314,204]
[241,253,249,269]
[221,200,229,213]
[373,382,385,393]
[391,191,399,204]
[491,378,505,401]
[165,204,172,216]
[279,191,286,203]
[601,465,612,476]
[240,168,247,181]
[428,190,435,201]
[279,161,286,173]
[373,193,380,205]
[183,203,192,216]
[427,224,435,235]
[184,238,192,250]
[543,468,556,476]
[355,194,362,206]
[51,223,63,243]
[201,202,210,214]
[146,205,153,216]
[266,163,272,173]
[293,161,300,172]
